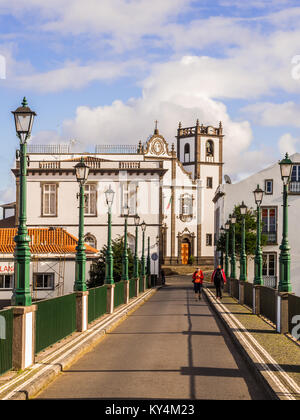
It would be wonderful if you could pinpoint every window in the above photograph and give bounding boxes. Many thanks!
[33,273,54,290]
[121,181,137,215]
[262,207,277,244]
[265,179,273,195]
[0,274,13,289]
[262,253,277,288]
[84,233,97,249]
[42,184,57,216]
[179,194,193,221]
[290,165,300,193]
[206,234,213,246]
[263,254,276,277]
[184,143,190,163]
[84,184,97,216]
[207,177,213,189]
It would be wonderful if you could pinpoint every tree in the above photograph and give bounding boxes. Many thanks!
[216,204,267,257]
[88,236,134,288]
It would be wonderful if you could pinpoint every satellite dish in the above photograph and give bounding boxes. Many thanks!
[224,175,232,184]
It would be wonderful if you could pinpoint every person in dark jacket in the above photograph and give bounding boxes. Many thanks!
[211,265,226,300]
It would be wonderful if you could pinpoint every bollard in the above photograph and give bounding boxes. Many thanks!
[106,284,115,314]
[12,305,37,370]
[124,280,130,304]
[76,291,89,332]
[239,281,245,305]
[276,292,290,334]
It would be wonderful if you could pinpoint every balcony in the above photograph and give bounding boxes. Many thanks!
[289,181,300,193]
[262,276,277,289]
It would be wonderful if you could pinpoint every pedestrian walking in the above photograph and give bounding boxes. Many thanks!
[211,265,226,300]
[192,268,204,301]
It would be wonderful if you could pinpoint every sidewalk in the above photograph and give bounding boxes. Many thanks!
[203,285,300,400]
[0,287,157,400]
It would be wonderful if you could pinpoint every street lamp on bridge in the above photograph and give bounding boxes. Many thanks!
[239,201,248,282]
[133,214,140,279]
[105,185,115,285]
[140,221,146,289]
[224,221,230,280]
[121,205,130,282]
[230,213,236,279]
[74,157,90,292]
[253,184,264,286]
[12,98,36,306]
[279,153,293,292]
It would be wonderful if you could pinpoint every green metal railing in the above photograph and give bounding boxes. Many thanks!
[139,276,144,293]
[114,281,125,308]
[129,278,136,299]
[35,293,77,354]
[0,308,13,375]
[88,286,107,324]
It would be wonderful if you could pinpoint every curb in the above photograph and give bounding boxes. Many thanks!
[203,287,285,401]
[1,287,158,400]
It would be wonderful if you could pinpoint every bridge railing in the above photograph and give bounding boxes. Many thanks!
[35,293,77,354]
[228,278,299,337]
[1,276,155,374]
[0,308,13,375]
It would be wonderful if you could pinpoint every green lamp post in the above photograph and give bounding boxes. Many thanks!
[230,214,237,279]
[121,205,130,282]
[133,214,140,279]
[12,98,36,306]
[253,185,264,285]
[147,236,151,283]
[278,153,293,292]
[140,221,146,282]
[224,221,230,279]
[74,157,90,292]
[104,185,115,284]
[239,201,248,282]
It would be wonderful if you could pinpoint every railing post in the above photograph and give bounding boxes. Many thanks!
[135,278,139,297]
[124,280,130,304]
[253,285,261,315]
[239,281,245,305]
[106,284,115,314]
[76,291,89,332]
[12,305,37,370]
[276,292,290,334]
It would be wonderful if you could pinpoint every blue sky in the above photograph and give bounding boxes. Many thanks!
[1,0,300,203]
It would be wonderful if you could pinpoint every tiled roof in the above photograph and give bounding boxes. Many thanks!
[0,228,99,255]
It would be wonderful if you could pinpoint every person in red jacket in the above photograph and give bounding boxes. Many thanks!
[192,268,204,301]
[211,265,226,300]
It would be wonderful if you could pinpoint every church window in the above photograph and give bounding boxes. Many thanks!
[184,143,190,162]
[206,140,214,158]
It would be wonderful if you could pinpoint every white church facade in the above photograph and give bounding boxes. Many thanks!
[10,121,224,277]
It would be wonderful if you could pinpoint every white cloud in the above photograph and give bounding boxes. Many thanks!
[278,133,300,155]
[10,59,145,93]
[241,101,300,127]
[52,55,260,179]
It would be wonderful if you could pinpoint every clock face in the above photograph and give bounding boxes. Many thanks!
[151,138,164,155]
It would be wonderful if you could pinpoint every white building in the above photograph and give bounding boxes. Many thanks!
[0,227,98,304]
[8,121,224,279]
[213,153,300,297]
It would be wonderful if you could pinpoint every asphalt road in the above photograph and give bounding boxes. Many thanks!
[35,276,270,400]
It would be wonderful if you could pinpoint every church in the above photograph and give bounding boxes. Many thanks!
[4,120,224,293]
